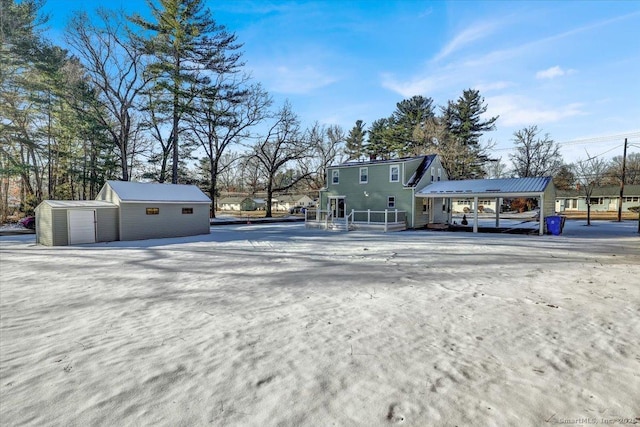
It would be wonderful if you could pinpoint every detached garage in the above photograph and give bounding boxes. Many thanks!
[96,180,211,241]
[36,181,211,246]
[35,200,118,246]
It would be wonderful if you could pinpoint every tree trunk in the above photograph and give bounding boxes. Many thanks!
[265,180,273,218]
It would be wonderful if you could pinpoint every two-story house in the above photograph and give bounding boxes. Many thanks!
[312,155,449,230]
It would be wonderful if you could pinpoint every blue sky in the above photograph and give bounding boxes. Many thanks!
[41,0,640,164]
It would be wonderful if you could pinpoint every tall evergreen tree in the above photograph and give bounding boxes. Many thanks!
[344,120,366,161]
[131,0,243,184]
[391,95,435,156]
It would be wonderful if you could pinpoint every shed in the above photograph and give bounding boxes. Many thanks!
[96,181,211,241]
[35,200,119,246]
[416,177,556,235]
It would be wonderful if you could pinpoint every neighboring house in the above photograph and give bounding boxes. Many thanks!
[556,184,640,213]
[452,198,499,213]
[272,194,314,212]
[316,155,449,230]
[36,181,211,246]
[218,197,257,211]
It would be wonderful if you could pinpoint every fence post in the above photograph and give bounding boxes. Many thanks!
[385,209,388,232]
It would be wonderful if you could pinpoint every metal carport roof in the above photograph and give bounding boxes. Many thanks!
[415,177,553,198]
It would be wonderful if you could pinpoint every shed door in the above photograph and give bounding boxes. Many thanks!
[68,210,96,244]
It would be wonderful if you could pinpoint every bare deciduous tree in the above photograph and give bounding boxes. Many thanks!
[66,9,151,181]
[510,125,563,177]
[573,154,608,226]
[251,102,312,217]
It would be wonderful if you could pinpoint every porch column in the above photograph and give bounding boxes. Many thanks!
[473,196,479,233]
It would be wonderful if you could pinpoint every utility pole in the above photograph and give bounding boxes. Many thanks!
[617,138,627,222]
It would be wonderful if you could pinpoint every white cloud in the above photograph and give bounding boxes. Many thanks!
[380,72,446,98]
[487,95,585,127]
[433,21,500,62]
[536,66,575,79]
[254,65,337,94]
[474,81,514,93]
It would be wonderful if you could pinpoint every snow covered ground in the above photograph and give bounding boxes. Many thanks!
[1,221,639,426]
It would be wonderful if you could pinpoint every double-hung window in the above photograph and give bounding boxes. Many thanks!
[332,170,339,184]
[389,165,399,182]
[359,167,368,184]
[388,196,396,208]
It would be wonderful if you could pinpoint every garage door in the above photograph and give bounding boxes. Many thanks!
[68,210,96,244]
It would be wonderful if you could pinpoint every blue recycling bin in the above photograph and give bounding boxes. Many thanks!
[545,215,562,235]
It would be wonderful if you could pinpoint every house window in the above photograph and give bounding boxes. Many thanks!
[588,197,603,205]
[359,167,368,184]
[146,207,159,215]
[388,196,396,208]
[332,170,339,184]
[182,207,193,214]
[390,165,399,182]
[437,168,442,181]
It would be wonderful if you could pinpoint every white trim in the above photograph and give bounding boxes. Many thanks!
[389,165,400,182]
[359,167,368,184]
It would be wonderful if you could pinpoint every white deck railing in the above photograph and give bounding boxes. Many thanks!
[305,209,407,232]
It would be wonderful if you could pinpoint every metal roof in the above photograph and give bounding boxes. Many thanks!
[416,177,553,198]
[42,200,117,208]
[106,180,211,203]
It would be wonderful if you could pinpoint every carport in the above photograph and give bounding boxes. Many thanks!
[416,177,556,235]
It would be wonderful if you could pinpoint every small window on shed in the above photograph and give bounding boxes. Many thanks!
[146,207,159,215]
[182,207,193,214]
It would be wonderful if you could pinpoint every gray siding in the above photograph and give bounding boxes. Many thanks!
[96,185,120,204]
[96,208,119,243]
[51,209,69,246]
[542,183,557,219]
[35,204,53,246]
[119,203,210,241]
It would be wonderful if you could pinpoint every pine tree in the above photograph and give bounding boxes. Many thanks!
[344,120,366,160]
[131,0,243,184]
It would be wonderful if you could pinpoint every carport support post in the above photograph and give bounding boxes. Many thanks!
[473,196,479,233]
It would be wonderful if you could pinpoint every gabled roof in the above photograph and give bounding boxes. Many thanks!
[416,177,553,198]
[331,155,434,168]
[106,180,210,203]
[41,200,117,209]
[406,155,437,187]
[557,184,640,198]
[218,197,251,204]
[274,194,313,202]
